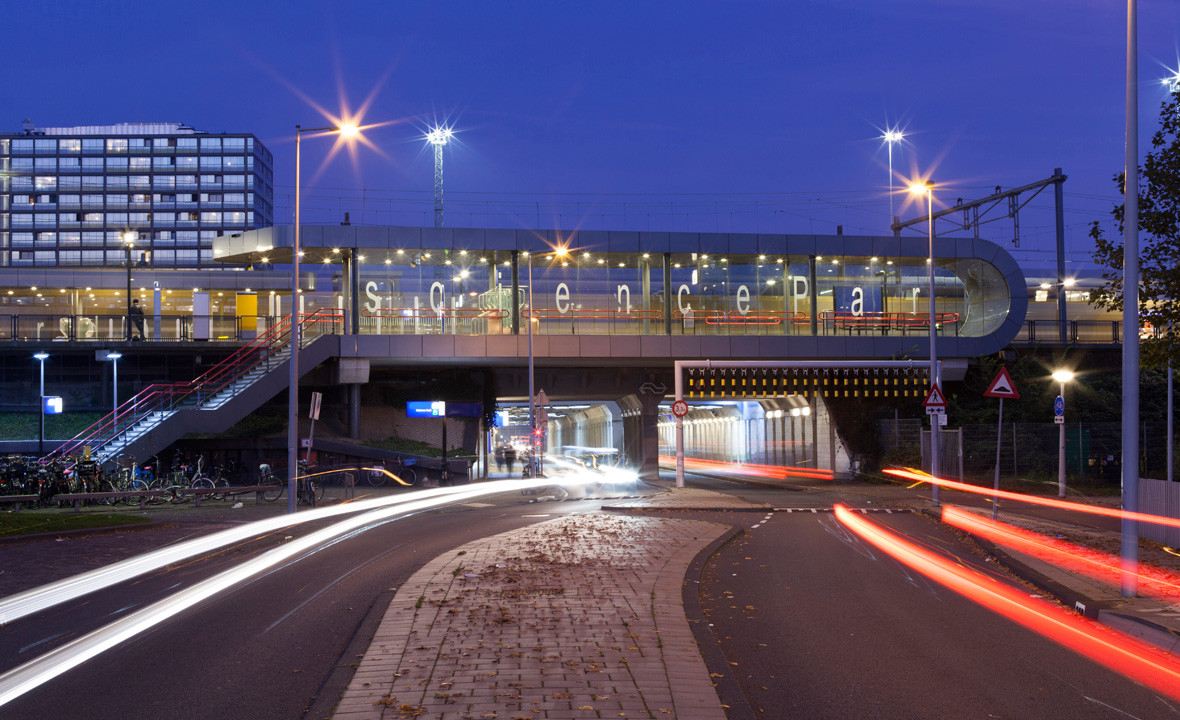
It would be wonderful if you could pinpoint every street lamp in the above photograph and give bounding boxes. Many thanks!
[1052,369,1075,498]
[426,126,453,228]
[526,244,568,478]
[34,352,48,456]
[882,129,904,224]
[289,122,360,513]
[107,351,122,434]
[909,180,939,505]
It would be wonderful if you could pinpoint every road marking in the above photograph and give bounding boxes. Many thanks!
[521,514,551,517]
[461,502,494,507]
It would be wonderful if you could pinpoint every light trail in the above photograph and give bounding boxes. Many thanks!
[659,455,833,480]
[942,506,1180,603]
[833,504,1180,702]
[0,477,575,627]
[0,476,595,708]
[883,467,1180,531]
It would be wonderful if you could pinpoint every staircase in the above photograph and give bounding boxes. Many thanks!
[44,310,344,466]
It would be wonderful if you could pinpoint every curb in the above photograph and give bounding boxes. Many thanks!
[920,507,1180,660]
[681,526,758,720]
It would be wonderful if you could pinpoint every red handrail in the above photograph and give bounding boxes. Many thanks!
[43,310,343,465]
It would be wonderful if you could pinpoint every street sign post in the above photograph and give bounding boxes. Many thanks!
[985,368,1020,519]
[671,400,688,418]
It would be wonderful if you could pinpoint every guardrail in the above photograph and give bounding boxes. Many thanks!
[41,309,343,465]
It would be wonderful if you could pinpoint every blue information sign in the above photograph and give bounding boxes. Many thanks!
[407,401,446,418]
[1053,395,1064,416]
[43,396,63,414]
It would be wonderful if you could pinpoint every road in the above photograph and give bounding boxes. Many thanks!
[0,490,609,720]
[692,481,1175,719]
[2,476,1175,720]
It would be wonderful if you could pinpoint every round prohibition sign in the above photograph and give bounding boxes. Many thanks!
[672,400,689,417]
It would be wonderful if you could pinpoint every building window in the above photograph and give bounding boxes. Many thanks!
[34,177,57,190]
[59,138,81,153]
[106,157,128,171]
[199,137,221,152]
[106,138,128,153]
[82,139,103,154]
[106,176,128,189]
[11,139,33,154]
[130,157,151,169]
[34,158,56,171]
[59,157,79,171]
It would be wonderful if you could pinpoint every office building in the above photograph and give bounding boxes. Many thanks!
[0,121,273,268]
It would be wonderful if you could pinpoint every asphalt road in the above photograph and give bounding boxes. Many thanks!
[694,488,1175,719]
[0,490,610,720]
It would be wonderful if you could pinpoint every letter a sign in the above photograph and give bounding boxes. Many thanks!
[983,367,1020,399]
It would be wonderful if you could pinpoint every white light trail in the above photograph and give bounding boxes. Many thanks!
[0,479,568,627]
[0,477,583,708]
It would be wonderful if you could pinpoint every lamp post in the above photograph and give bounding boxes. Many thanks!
[883,130,904,224]
[34,352,48,456]
[1052,369,1074,498]
[910,180,939,505]
[122,231,136,340]
[288,123,360,513]
[426,127,453,228]
[107,351,122,435]
[525,245,567,478]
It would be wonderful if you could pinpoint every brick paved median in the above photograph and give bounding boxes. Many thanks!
[334,513,729,719]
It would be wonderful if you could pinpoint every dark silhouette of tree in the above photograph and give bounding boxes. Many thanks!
[1089,90,1180,366]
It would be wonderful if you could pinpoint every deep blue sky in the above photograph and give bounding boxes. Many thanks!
[5,1,1180,269]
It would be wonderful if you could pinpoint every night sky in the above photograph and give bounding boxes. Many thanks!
[5,1,1180,270]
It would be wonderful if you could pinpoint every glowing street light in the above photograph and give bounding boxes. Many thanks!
[909,180,939,505]
[882,129,904,224]
[1052,369,1075,498]
[34,353,48,456]
[107,351,122,435]
[289,122,363,514]
[426,126,454,228]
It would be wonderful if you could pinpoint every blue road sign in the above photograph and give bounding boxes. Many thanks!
[1054,395,1064,416]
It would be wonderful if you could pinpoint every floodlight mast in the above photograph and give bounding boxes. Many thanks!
[427,127,453,228]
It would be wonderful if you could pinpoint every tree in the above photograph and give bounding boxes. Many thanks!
[1089,90,1180,366]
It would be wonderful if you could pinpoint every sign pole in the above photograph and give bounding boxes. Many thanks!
[993,397,1003,519]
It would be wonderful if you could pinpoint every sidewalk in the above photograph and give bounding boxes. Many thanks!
[333,487,760,720]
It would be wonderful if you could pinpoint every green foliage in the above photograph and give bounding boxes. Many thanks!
[0,412,105,440]
[1089,90,1180,366]
[186,412,285,439]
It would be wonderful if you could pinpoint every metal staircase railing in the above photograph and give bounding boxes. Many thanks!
[43,309,343,465]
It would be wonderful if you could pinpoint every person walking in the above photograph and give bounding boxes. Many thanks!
[504,444,517,475]
[129,298,146,340]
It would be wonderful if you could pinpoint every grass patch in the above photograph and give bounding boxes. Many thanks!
[0,412,105,440]
[0,511,151,538]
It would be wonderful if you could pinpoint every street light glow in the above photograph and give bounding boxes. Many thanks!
[909,181,933,196]
[1052,369,1075,384]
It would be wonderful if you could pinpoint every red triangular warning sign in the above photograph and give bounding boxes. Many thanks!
[983,367,1020,399]
[922,384,948,408]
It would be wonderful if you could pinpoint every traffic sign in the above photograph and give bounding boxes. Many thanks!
[1054,415,1065,424]
[925,405,946,416]
[922,384,948,408]
[983,367,1020,399]
[672,400,689,417]
[1054,395,1064,416]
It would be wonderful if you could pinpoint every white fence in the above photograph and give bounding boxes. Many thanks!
[1141,477,1180,548]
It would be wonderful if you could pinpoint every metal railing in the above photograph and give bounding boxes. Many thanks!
[41,309,343,465]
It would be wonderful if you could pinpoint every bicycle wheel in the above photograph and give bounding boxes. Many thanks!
[314,479,325,503]
[368,469,387,487]
[260,476,283,502]
[191,477,215,502]
[396,467,416,486]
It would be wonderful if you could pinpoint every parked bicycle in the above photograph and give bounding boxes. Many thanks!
[258,461,323,506]
[367,456,417,487]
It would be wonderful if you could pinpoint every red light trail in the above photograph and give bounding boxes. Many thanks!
[942,506,1180,603]
[833,504,1180,702]
[883,468,1180,530]
[659,455,833,480]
